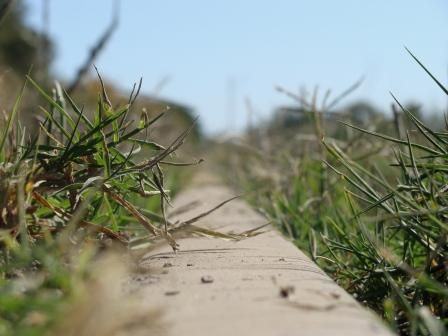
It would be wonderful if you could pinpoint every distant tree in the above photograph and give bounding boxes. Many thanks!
[0,0,14,22]
[0,0,53,76]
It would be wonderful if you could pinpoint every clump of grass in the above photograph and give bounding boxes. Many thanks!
[221,52,448,335]
[1,74,193,246]
[0,74,192,334]
[319,51,448,335]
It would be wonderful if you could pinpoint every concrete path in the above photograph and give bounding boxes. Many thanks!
[139,175,394,336]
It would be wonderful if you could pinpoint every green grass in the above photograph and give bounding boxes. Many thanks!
[0,75,194,335]
[0,74,264,335]
[221,53,448,336]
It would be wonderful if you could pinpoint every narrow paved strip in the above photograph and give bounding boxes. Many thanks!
[139,176,394,336]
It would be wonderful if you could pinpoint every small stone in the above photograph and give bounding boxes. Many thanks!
[163,262,173,268]
[187,263,194,267]
[279,285,295,298]
[201,275,214,284]
[278,258,286,261]
[165,290,179,296]
[330,292,341,299]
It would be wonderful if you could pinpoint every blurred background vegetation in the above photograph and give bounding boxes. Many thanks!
[1,1,448,335]
[0,0,201,149]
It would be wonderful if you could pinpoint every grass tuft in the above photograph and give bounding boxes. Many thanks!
[220,53,448,335]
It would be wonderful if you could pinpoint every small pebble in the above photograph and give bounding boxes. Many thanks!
[279,285,295,298]
[187,263,194,267]
[201,275,214,284]
[330,292,341,299]
[163,262,173,268]
[165,290,180,296]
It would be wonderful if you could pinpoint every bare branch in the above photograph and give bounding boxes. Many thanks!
[67,0,120,94]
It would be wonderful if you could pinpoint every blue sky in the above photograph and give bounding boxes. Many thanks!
[25,0,448,133]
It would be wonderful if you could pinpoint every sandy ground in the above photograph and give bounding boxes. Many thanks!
[134,174,395,336]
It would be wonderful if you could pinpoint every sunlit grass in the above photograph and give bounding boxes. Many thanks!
[221,52,448,335]
[0,75,192,335]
